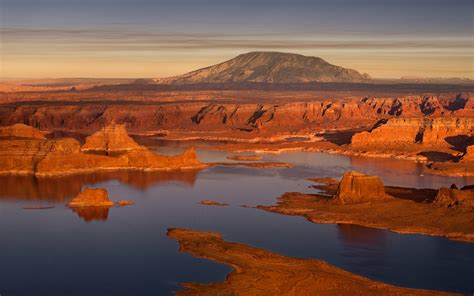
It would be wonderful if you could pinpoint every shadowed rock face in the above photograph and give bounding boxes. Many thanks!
[156,51,371,84]
[82,123,145,153]
[0,123,46,139]
[333,171,387,204]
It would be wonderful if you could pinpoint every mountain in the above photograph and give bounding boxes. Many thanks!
[154,51,371,84]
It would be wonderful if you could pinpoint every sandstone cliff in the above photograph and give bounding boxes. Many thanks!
[332,171,387,204]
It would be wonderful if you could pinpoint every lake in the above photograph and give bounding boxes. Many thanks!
[0,149,473,295]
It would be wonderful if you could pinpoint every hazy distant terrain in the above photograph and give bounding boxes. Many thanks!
[154,52,371,84]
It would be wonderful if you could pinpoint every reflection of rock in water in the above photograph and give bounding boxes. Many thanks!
[337,224,386,248]
[70,207,110,222]
[0,169,201,201]
[350,156,421,175]
[0,175,81,201]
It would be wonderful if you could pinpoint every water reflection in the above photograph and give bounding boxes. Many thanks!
[70,206,110,222]
[337,224,387,248]
[0,169,201,201]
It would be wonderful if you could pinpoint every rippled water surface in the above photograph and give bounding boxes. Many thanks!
[1,149,473,295]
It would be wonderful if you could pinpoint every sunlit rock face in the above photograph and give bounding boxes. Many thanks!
[351,117,474,147]
[333,171,387,204]
[67,188,114,207]
[82,123,145,153]
[0,123,46,139]
[461,145,474,162]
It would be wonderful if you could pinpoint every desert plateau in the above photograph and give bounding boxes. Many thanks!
[1,0,473,295]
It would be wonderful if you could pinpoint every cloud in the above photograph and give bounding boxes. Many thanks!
[2,27,472,55]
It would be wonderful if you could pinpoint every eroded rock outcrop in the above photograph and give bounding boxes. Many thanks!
[82,123,145,153]
[0,124,205,176]
[333,171,387,204]
[433,187,474,209]
[0,123,46,139]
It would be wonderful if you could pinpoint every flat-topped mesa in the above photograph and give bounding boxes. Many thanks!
[350,117,474,148]
[433,187,474,209]
[67,188,114,207]
[0,124,46,139]
[82,123,145,154]
[332,171,387,204]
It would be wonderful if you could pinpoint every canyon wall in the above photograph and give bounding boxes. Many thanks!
[0,95,472,134]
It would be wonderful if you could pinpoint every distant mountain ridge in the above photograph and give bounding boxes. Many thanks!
[154,51,371,84]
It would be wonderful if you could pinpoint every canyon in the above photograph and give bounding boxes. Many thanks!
[1,90,472,176]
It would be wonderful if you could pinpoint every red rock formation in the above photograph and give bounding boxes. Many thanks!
[67,188,114,207]
[1,94,471,134]
[433,187,474,209]
[0,135,204,176]
[0,123,46,139]
[333,171,387,204]
[82,123,145,153]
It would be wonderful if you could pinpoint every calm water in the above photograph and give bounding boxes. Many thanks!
[1,149,473,295]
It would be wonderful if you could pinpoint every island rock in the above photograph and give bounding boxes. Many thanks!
[67,188,114,207]
[333,171,387,204]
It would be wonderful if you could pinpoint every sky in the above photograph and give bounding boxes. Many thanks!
[0,0,472,79]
